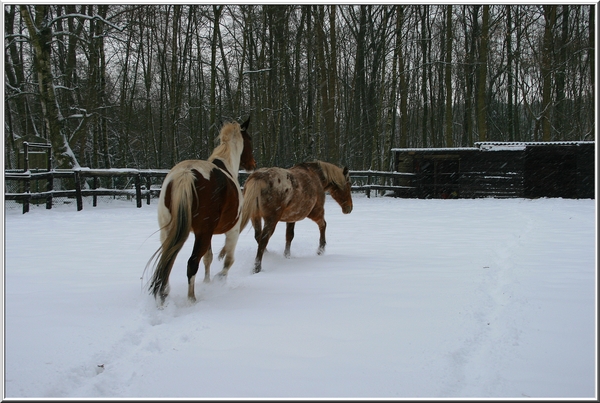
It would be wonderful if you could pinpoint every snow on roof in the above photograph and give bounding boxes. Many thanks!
[477,143,526,151]
[392,141,594,153]
[475,141,594,147]
[391,147,479,152]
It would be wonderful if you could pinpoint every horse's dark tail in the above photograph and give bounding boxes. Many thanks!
[147,170,196,299]
[239,175,266,232]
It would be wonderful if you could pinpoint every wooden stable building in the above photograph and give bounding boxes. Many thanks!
[391,141,595,199]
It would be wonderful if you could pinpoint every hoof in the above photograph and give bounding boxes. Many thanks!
[188,295,197,303]
[214,271,228,281]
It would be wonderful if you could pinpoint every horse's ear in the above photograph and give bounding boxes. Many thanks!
[241,116,250,131]
[343,166,349,176]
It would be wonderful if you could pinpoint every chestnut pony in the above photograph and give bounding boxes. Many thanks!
[148,118,256,303]
[239,160,353,273]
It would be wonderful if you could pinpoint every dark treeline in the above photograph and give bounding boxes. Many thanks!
[4,5,596,171]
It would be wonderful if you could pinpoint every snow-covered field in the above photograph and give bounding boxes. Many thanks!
[2,193,597,398]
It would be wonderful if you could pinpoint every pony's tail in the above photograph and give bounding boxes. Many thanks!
[240,176,266,232]
[148,171,196,299]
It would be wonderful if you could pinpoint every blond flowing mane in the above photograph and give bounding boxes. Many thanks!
[316,160,347,189]
[208,122,243,173]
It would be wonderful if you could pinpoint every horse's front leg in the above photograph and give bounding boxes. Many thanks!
[309,208,327,255]
[284,222,295,258]
[316,218,327,255]
[203,247,213,283]
[216,225,240,280]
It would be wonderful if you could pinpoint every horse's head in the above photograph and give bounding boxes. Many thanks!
[327,165,353,215]
[239,116,256,171]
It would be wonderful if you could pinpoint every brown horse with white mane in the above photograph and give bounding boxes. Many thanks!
[239,160,353,273]
[147,118,256,304]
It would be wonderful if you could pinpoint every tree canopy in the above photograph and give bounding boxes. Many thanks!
[4,5,595,170]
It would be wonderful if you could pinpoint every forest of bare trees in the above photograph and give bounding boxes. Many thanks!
[4,5,596,171]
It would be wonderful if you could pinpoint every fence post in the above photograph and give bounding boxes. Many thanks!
[22,142,30,213]
[135,173,142,208]
[92,176,99,207]
[146,175,152,205]
[47,147,52,171]
[22,193,30,214]
[23,141,29,172]
[23,177,30,213]
[74,170,83,211]
[46,172,53,209]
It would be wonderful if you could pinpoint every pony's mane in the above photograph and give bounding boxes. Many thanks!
[316,160,347,189]
[209,122,241,162]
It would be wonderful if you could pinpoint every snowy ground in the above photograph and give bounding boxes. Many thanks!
[2,193,597,399]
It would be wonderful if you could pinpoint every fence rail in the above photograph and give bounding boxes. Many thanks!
[5,168,413,214]
[346,170,416,198]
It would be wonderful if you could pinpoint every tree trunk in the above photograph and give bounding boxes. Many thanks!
[461,6,478,147]
[541,5,556,142]
[315,6,337,163]
[444,5,453,147]
[385,5,401,168]
[475,5,489,142]
[420,6,430,147]
[506,6,515,142]
[554,6,568,139]
[98,5,110,169]
[5,5,34,141]
[20,5,78,169]
[328,5,338,163]
[588,5,595,135]
[209,5,223,150]
[397,6,408,148]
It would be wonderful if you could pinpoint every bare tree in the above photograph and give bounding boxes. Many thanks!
[444,5,453,147]
[475,5,489,142]
[5,5,595,172]
[20,5,78,168]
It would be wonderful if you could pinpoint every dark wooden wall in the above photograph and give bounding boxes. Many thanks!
[393,142,595,199]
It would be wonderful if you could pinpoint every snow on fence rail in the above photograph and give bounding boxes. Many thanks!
[5,168,413,214]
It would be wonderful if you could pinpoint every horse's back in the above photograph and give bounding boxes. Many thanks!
[159,160,215,214]
[166,160,215,181]
[160,159,241,235]
[246,165,323,222]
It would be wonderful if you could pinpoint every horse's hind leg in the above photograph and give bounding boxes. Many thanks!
[284,222,295,258]
[254,218,277,273]
[216,225,240,280]
[252,216,262,244]
[187,232,212,302]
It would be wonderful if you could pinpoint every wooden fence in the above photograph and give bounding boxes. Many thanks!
[347,170,416,197]
[5,168,170,214]
[5,168,414,214]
